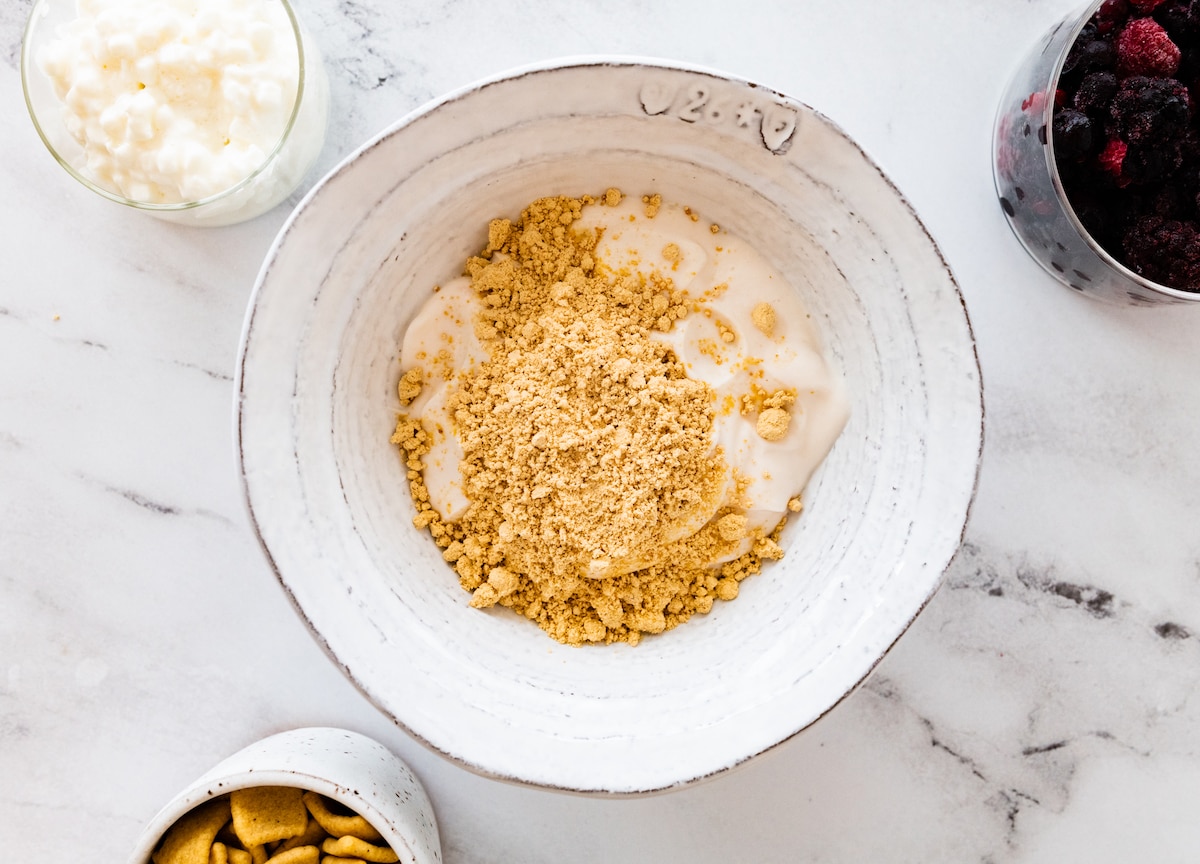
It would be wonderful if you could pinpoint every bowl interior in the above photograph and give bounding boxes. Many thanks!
[238,60,982,793]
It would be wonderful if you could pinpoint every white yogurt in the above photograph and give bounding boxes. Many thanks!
[400,198,849,565]
[35,0,328,224]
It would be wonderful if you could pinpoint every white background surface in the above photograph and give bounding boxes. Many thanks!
[3,0,1200,860]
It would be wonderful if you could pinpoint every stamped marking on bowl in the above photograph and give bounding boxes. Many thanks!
[638,76,799,154]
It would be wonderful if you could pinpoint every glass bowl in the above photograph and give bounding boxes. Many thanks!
[21,0,330,227]
[993,0,1200,305]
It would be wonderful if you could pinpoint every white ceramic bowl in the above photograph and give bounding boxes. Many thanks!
[237,58,983,794]
[127,727,441,864]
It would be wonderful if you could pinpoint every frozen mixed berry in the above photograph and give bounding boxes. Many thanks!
[1074,71,1120,116]
[1069,181,1128,250]
[1053,109,1096,160]
[1044,0,1200,289]
[1155,0,1200,44]
[1098,136,1131,182]
[1123,137,1185,181]
[1109,75,1191,141]
[1096,0,1132,32]
[1063,22,1116,82]
[1122,214,1200,286]
[1116,17,1182,76]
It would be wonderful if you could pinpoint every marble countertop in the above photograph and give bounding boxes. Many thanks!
[4,0,1200,860]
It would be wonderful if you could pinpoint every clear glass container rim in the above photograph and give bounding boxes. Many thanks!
[20,0,309,213]
[1040,0,1200,301]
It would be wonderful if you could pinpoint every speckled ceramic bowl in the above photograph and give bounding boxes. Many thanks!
[236,58,983,794]
[127,727,441,864]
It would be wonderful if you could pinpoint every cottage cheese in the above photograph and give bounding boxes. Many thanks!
[36,0,327,220]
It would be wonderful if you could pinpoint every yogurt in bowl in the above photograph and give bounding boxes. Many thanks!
[22,0,329,225]
[394,191,851,644]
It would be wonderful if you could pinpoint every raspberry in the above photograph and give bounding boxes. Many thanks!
[1117,17,1182,76]
[1122,214,1200,286]
[1053,109,1096,160]
[1109,75,1191,143]
[1098,137,1131,183]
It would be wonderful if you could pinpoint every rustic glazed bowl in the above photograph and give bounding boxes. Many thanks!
[237,58,983,794]
[127,727,441,864]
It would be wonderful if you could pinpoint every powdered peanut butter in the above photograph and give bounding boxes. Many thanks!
[392,191,789,646]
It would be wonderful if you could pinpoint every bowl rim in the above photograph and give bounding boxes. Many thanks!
[235,55,985,795]
[21,0,311,212]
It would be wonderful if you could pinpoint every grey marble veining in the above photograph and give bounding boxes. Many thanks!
[3,0,1200,860]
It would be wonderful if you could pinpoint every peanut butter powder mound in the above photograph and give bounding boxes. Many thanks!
[393,193,791,646]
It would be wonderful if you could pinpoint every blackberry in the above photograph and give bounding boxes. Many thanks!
[1155,0,1200,46]
[1122,137,1185,182]
[1122,214,1200,287]
[1073,71,1119,117]
[1108,75,1191,143]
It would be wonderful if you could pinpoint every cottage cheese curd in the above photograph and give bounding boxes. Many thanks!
[399,196,849,571]
[35,0,328,223]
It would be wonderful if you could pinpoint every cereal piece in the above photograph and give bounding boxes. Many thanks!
[228,851,252,864]
[266,847,320,864]
[642,193,662,218]
[211,842,230,864]
[320,858,368,864]
[396,368,423,405]
[231,787,309,848]
[786,497,803,513]
[249,846,269,864]
[756,407,790,441]
[276,818,328,853]
[751,302,776,336]
[321,836,399,863]
[662,242,682,265]
[301,793,383,843]
[153,798,232,864]
[602,187,622,206]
